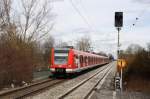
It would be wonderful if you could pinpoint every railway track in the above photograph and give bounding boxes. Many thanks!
[58,62,114,99]
[0,78,66,99]
[0,63,114,99]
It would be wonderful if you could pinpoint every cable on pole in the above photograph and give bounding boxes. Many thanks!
[69,0,95,32]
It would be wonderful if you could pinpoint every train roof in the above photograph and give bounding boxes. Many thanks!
[53,48,108,58]
[72,49,108,58]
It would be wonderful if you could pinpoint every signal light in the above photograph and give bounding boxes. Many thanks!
[115,12,123,27]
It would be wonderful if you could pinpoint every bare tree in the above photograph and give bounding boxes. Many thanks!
[75,36,92,51]
[147,43,150,59]
[43,35,55,65]
[15,0,54,42]
[0,0,54,41]
[122,44,150,77]
[147,43,150,52]
[125,44,144,54]
[108,53,114,60]
[0,0,55,87]
[97,51,107,57]
[43,36,55,51]
[0,0,15,36]
[55,40,69,48]
[0,0,11,25]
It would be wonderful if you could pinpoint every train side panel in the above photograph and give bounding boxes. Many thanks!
[49,48,109,74]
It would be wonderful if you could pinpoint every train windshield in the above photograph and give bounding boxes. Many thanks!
[54,49,69,64]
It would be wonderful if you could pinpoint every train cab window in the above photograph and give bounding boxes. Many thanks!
[54,49,69,64]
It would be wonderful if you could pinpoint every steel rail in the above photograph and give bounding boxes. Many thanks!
[58,63,113,99]
[85,63,114,99]
[0,79,65,99]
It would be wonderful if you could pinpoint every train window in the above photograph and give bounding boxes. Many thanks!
[83,56,85,63]
[88,56,90,64]
[54,48,69,53]
[80,55,83,63]
[89,57,90,64]
[85,56,87,64]
[96,57,97,63]
[83,56,86,63]
[96,57,97,62]
[90,57,91,64]
[93,57,94,63]
[54,56,68,64]
[54,49,68,64]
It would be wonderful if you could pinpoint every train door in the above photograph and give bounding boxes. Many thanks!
[85,56,88,66]
[80,55,83,67]
[84,56,87,66]
[88,56,90,65]
[75,55,80,69]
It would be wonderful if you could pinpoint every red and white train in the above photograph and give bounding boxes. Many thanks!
[49,48,109,74]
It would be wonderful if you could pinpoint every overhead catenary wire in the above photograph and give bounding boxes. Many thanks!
[78,0,101,33]
[69,0,95,33]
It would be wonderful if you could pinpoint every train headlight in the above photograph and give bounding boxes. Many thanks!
[58,65,62,67]
[68,65,71,67]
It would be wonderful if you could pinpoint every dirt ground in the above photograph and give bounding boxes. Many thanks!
[124,74,150,93]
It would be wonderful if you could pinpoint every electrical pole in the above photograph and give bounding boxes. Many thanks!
[114,12,123,91]
[117,27,121,59]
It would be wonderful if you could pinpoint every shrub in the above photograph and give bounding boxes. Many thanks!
[121,44,150,78]
[0,33,36,87]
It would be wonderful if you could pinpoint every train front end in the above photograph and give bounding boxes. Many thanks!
[50,48,75,74]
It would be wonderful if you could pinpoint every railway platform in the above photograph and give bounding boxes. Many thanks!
[89,62,150,99]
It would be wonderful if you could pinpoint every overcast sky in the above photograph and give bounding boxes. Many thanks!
[50,0,150,56]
